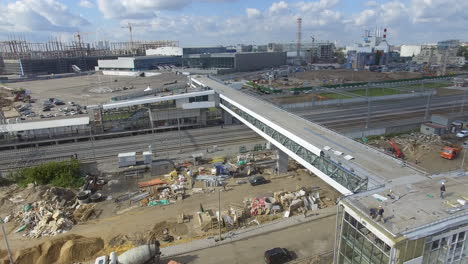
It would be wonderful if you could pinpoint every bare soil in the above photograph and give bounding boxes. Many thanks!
[367,133,467,174]
[0,167,339,263]
[292,70,424,86]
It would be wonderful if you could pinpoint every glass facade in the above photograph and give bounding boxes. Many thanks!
[338,212,391,264]
[423,229,468,264]
[183,56,235,69]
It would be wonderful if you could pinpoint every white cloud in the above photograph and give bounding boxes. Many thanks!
[97,0,239,19]
[365,1,378,7]
[353,9,376,26]
[79,0,94,8]
[0,0,89,32]
[296,0,339,12]
[246,8,261,19]
[269,1,288,14]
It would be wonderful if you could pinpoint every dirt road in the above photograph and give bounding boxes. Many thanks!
[163,214,336,264]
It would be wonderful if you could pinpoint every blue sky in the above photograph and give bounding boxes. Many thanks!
[0,0,467,46]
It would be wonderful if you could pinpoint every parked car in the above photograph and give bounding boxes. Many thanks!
[249,176,269,186]
[456,130,468,138]
[264,248,293,264]
[54,99,65,105]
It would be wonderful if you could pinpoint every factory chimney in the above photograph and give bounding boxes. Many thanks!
[296,17,302,61]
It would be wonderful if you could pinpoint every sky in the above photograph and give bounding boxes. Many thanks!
[0,0,467,47]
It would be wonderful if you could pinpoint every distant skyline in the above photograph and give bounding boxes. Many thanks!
[0,0,467,47]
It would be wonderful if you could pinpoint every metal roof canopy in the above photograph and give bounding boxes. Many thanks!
[0,117,90,133]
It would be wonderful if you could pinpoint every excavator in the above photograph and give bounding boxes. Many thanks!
[388,140,403,159]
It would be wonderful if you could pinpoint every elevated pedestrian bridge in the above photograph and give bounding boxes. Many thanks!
[192,76,426,195]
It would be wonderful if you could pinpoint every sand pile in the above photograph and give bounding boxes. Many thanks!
[0,234,103,264]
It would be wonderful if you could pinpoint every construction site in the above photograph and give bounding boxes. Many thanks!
[0,135,341,263]
[0,3,467,262]
[0,36,178,75]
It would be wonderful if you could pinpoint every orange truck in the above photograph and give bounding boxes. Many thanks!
[440,145,462,160]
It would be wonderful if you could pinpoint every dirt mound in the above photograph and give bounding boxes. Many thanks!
[152,221,188,237]
[1,234,104,264]
[108,233,132,247]
[58,237,104,263]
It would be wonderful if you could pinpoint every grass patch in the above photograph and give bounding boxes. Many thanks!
[11,159,84,188]
[403,82,452,90]
[349,88,403,97]
[103,112,132,121]
[319,93,352,99]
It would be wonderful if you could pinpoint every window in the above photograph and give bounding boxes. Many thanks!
[432,240,440,250]
[339,212,391,264]
[423,229,467,264]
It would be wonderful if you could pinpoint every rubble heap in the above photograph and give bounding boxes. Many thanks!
[7,187,77,238]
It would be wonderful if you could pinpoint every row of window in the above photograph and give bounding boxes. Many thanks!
[424,230,467,264]
[339,212,390,264]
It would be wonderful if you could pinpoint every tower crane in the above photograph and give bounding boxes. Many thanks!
[121,22,150,52]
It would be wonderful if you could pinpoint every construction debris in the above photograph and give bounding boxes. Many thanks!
[9,188,77,238]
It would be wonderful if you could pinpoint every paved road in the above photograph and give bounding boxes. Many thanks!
[162,215,336,264]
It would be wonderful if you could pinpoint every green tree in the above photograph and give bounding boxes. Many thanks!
[12,159,84,188]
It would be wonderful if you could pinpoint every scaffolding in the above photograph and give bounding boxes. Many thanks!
[0,36,178,75]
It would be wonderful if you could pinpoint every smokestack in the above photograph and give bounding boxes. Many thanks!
[297,17,302,60]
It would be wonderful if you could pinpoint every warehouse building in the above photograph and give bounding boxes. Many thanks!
[0,117,90,143]
[146,47,228,56]
[96,55,182,72]
[3,56,120,76]
[182,52,286,72]
[335,176,468,264]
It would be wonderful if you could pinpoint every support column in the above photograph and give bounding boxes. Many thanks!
[276,148,288,174]
[200,109,207,126]
[222,110,233,125]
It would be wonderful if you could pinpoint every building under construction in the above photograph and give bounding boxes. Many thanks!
[0,37,178,75]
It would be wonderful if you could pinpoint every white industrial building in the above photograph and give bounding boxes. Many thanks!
[0,117,90,141]
[146,47,183,56]
[400,45,422,57]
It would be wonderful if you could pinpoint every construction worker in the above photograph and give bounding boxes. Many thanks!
[440,182,446,199]
[376,206,384,223]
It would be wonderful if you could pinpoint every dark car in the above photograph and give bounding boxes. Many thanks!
[264,248,293,264]
[249,176,269,186]
[54,100,65,105]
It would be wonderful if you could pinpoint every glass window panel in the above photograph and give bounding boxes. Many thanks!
[458,232,465,241]
[432,240,440,250]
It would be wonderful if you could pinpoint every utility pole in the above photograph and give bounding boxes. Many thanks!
[218,189,222,242]
[424,93,432,121]
[365,84,371,130]
[460,91,466,113]
[177,114,182,153]
[461,145,467,173]
[89,126,96,160]
[2,225,14,264]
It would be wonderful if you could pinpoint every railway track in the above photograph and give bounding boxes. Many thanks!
[313,107,466,130]
[0,135,263,171]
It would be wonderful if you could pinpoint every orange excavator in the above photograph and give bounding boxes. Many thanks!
[388,140,403,158]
